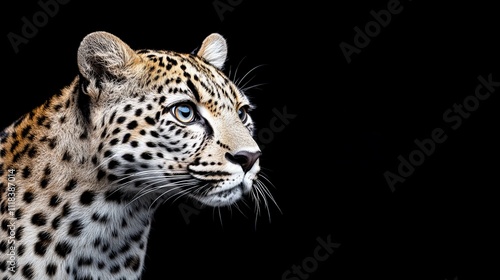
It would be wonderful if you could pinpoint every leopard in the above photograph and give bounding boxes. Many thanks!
[0,31,276,279]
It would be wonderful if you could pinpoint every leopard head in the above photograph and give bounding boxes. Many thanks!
[77,31,268,208]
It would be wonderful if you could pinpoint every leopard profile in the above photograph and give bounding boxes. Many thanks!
[0,31,274,279]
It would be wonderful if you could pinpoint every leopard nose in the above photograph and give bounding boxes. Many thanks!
[225,151,262,173]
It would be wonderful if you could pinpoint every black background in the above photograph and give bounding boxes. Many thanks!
[2,1,499,279]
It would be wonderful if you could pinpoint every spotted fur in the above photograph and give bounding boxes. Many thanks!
[0,32,273,279]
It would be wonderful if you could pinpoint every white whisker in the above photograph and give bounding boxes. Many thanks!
[232,202,247,219]
[150,183,200,210]
[237,64,267,89]
[166,183,208,206]
[88,154,121,175]
[240,82,268,93]
[257,179,282,215]
[218,206,223,228]
[258,172,278,190]
[107,171,192,199]
[231,56,247,85]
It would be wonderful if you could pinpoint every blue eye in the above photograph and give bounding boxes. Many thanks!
[238,106,248,122]
[172,103,196,123]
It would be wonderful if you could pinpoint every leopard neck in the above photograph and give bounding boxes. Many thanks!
[0,77,156,279]
[2,76,94,182]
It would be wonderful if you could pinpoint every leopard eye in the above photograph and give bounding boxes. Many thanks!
[238,106,249,123]
[172,103,196,123]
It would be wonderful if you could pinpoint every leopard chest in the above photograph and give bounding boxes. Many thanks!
[2,190,153,280]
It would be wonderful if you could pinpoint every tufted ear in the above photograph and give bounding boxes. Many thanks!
[77,31,138,83]
[197,33,228,69]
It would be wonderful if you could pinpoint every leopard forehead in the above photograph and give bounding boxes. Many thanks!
[134,49,250,116]
[77,31,251,120]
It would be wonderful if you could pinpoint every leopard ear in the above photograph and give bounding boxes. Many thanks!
[197,33,227,69]
[77,31,138,82]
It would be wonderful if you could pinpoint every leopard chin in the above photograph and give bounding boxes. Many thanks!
[192,182,249,207]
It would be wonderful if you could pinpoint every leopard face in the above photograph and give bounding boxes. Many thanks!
[78,32,263,207]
